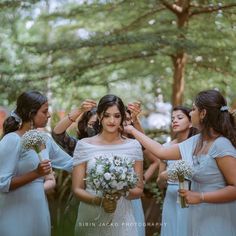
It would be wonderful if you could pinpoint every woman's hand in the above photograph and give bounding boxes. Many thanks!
[103,198,117,213]
[102,193,121,213]
[79,99,97,113]
[179,189,202,205]
[124,124,135,135]
[156,170,168,189]
[35,160,52,176]
[127,101,141,123]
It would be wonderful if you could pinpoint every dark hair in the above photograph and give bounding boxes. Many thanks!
[96,94,126,134]
[172,106,198,138]
[194,89,236,147]
[77,107,98,139]
[3,91,47,136]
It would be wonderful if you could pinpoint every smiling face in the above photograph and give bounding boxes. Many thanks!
[100,105,122,133]
[33,102,51,128]
[171,110,191,134]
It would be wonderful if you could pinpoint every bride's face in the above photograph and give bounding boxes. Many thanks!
[100,105,122,133]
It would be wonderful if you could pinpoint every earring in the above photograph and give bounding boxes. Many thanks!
[30,120,34,129]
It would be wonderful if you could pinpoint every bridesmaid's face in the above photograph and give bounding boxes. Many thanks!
[33,102,51,128]
[101,105,122,133]
[190,104,202,129]
[171,110,191,133]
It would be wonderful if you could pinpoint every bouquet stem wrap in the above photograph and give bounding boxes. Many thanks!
[167,160,194,208]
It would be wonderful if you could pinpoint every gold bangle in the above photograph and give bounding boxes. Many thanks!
[67,113,75,122]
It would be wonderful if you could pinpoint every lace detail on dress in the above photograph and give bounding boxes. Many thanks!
[52,131,77,156]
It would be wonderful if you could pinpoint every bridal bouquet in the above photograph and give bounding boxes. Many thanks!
[168,160,194,208]
[86,155,139,204]
[21,129,47,161]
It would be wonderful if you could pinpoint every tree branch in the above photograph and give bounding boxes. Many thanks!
[113,6,166,33]
[160,0,183,14]
[190,3,236,16]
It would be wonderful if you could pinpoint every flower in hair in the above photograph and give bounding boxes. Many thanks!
[10,110,22,126]
[220,106,229,112]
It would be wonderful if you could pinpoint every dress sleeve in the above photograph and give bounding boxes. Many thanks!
[132,139,143,161]
[73,141,91,166]
[178,134,200,163]
[209,137,236,159]
[51,131,77,157]
[0,133,21,192]
[46,134,73,173]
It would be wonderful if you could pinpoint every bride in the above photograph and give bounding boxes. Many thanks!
[72,94,144,236]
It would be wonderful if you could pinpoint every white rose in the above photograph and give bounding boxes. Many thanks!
[104,172,111,180]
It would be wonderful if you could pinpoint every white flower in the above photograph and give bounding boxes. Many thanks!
[96,165,104,174]
[85,155,138,195]
[117,182,125,190]
[21,129,46,152]
[104,173,111,180]
[167,160,194,182]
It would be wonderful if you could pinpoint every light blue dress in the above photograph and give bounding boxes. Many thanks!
[0,132,73,236]
[131,199,145,236]
[73,138,143,236]
[160,158,190,236]
[179,134,236,236]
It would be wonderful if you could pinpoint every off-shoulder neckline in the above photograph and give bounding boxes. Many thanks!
[79,138,136,147]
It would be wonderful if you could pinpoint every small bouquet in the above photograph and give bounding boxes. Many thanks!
[86,155,139,212]
[167,160,194,208]
[21,129,47,161]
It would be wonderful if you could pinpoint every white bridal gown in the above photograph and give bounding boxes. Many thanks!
[73,138,143,236]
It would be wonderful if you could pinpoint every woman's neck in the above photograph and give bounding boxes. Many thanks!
[98,131,122,144]
[175,130,189,143]
[16,122,31,136]
[201,128,220,141]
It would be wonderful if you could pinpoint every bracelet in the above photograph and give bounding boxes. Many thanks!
[67,113,76,122]
[200,192,205,202]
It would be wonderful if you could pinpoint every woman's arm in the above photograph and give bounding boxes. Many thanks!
[126,160,144,200]
[9,160,52,191]
[126,126,181,160]
[53,99,96,135]
[44,172,56,193]
[72,163,117,212]
[180,156,236,204]
[143,150,160,182]
[156,161,168,190]
[72,163,101,205]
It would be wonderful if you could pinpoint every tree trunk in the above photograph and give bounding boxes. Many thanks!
[170,1,189,106]
[171,52,187,106]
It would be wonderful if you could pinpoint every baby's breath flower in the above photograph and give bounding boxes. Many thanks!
[167,160,193,182]
[21,130,47,161]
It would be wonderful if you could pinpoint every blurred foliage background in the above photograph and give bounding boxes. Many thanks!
[1,1,236,235]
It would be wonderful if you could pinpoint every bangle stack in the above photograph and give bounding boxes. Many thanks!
[67,113,76,122]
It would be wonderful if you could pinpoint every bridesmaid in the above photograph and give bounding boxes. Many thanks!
[0,91,73,236]
[52,99,97,155]
[157,106,197,236]
[125,89,236,236]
